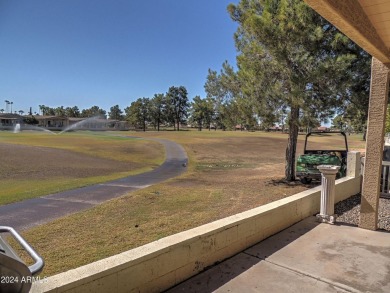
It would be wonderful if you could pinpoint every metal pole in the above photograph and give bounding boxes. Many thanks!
[5,100,9,113]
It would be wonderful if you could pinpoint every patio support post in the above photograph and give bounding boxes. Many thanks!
[316,165,340,224]
[360,57,390,230]
[347,151,361,178]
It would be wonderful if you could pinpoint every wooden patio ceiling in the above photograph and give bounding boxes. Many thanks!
[305,0,390,66]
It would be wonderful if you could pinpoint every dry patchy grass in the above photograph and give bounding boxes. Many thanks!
[15,131,366,276]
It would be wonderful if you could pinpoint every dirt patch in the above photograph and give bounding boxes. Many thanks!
[188,136,289,165]
[166,134,311,218]
[0,143,141,180]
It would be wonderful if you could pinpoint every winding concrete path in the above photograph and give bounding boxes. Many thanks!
[0,137,188,231]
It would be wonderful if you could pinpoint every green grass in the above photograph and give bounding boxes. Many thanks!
[0,169,152,205]
[0,131,157,163]
[0,131,165,205]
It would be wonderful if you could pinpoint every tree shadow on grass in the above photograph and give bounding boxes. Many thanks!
[266,177,320,188]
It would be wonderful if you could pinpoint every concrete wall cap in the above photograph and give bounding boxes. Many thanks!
[317,165,340,173]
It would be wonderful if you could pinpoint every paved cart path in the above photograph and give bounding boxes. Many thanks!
[0,137,188,231]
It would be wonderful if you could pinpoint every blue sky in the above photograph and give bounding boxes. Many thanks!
[0,0,238,114]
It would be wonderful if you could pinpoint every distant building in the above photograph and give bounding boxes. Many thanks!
[0,113,23,129]
[267,125,282,132]
[35,116,128,131]
[35,116,68,129]
[235,124,246,131]
[317,126,329,132]
[0,114,130,131]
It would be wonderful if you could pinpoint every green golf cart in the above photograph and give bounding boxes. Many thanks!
[296,131,348,184]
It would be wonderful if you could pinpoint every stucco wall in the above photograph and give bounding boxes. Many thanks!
[32,152,361,293]
[360,58,390,230]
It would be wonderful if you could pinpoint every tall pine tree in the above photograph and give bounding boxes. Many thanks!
[228,0,370,181]
[166,86,190,131]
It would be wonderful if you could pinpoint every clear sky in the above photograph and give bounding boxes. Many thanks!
[0,0,238,115]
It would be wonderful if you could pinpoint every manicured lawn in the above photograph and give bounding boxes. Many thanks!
[0,131,165,205]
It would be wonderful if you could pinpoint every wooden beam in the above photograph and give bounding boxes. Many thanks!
[305,0,390,65]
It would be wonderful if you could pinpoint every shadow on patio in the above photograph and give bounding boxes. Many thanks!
[167,215,390,293]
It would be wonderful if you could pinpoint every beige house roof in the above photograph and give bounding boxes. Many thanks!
[34,115,68,120]
[0,113,22,119]
[305,0,390,66]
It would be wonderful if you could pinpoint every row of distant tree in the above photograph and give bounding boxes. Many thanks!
[38,105,107,119]
[35,84,266,132]
[0,109,26,115]
[36,86,198,132]
[34,79,347,133]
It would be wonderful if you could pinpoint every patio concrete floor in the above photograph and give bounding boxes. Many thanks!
[167,216,390,293]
